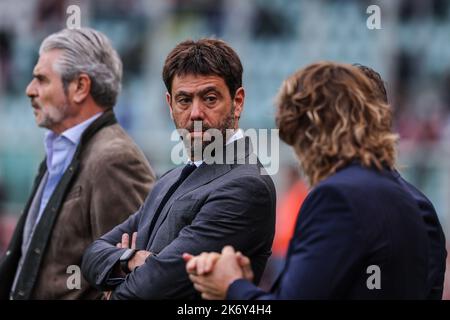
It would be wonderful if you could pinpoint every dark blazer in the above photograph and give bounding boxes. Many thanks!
[0,111,155,299]
[81,137,276,299]
[227,163,447,300]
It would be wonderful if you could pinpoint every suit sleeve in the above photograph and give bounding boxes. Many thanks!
[81,149,154,291]
[110,174,275,299]
[227,185,365,300]
[415,196,447,299]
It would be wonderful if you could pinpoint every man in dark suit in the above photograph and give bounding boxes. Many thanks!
[186,62,447,299]
[81,39,276,299]
[0,28,155,300]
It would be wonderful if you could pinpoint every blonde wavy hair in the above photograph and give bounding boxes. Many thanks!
[276,62,398,186]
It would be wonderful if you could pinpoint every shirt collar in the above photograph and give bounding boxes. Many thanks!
[44,112,103,145]
[61,112,103,145]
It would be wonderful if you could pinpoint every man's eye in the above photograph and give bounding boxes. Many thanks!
[205,96,217,103]
[178,98,191,105]
[34,75,49,84]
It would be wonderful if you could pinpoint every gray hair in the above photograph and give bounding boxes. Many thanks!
[39,28,123,109]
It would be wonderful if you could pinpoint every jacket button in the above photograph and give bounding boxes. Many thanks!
[6,250,11,256]
[34,248,41,255]
[18,291,24,297]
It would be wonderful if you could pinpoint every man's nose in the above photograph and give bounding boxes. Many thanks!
[190,99,204,121]
[26,79,37,98]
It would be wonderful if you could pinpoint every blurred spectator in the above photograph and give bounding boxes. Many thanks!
[412,116,442,189]
[399,0,449,21]
[172,0,226,36]
[432,0,449,21]
[33,0,65,34]
[0,30,13,94]
[92,0,140,19]
[397,88,445,190]
[251,4,294,39]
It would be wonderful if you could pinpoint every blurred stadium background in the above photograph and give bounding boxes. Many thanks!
[0,0,449,299]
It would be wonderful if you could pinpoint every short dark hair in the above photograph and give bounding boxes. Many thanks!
[353,63,388,103]
[162,38,243,97]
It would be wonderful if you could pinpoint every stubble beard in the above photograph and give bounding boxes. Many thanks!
[35,100,69,130]
[176,107,236,160]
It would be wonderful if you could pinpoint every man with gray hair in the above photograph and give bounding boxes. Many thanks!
[0,28,155,299]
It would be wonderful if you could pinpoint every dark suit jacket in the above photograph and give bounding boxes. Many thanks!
[81,138,276,299]
[0,111,155,299]
[227,163,447,299]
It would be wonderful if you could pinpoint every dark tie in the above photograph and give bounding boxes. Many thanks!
[148,163,197,236]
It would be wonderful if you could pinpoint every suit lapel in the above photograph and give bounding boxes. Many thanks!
[146,163,231,248]
[172,162,231,199]
[22,172,48,254]
[145,136,254,249]
[138,168,182,247]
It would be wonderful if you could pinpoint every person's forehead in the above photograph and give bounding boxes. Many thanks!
[34,49,63,74]
[171,74,227,93]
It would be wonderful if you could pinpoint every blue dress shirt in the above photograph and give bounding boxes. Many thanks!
[37,112,103,222]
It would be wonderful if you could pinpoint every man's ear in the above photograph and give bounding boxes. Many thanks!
[233,87,245,122]
[71,73,91,104]
[166,92,174,120]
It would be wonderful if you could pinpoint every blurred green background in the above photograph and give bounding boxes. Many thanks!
[0,0,449,298]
